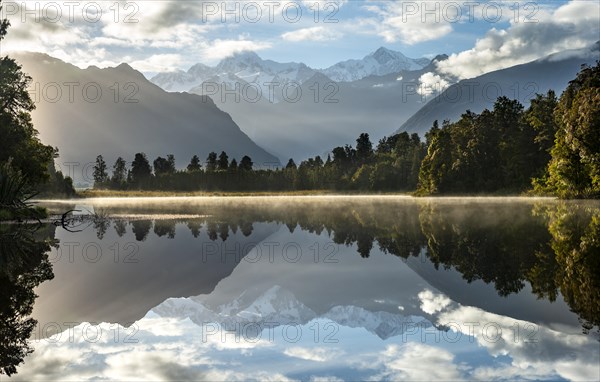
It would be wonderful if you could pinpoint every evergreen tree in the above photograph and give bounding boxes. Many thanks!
[153,155,175,176]
[286,158,297,169]
[130,153,152,185]
[92,155,109,184]
[229,158,238,172]
[239,156,253,171]
[206,152,217,172]
[356,133,373,162]
[111,157,127,186]
[218,151,229,171]
[187,155,202,172]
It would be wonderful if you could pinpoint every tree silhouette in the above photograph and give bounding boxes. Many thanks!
[93,155,109,185]
[206,152,217,172]
[187,155,202,172]
[130,153,152,186]
[239,156,253,171]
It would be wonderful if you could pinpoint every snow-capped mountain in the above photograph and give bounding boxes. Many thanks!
[320,47,430,82]
[150,285,430,340]
[150,48,429,97]
[151,51,318,100]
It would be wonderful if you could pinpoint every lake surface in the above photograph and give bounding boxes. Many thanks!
[3,196,599,381]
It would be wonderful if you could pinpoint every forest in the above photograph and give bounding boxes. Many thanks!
[92,62,600,198]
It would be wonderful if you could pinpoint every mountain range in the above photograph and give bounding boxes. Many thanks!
[153,51,441,161]
[150,44,597,162]
[14,43,600,171]
[13,52,281,183]
[151,47,429,95]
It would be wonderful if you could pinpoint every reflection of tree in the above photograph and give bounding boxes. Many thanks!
[219,223,229,241]
[0,224,56,376]
[130,220,152,241]
[113,220,127,237]
[206,221,218,241]
[153,220,176,239]
[56,199,599,334]
[93,218,110,240]
[418,203,549,297]
[531,203,600,334]
[187,220,202,238]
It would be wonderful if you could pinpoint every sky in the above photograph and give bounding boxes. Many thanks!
[1,0,599,78]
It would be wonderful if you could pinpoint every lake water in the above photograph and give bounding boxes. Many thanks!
[3,196,599,381]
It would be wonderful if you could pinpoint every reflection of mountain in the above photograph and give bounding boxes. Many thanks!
[35,197,600,337]
[152,285,430,341]
[32,218,279,331]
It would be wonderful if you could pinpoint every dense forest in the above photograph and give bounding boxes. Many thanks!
[93,62,600,198]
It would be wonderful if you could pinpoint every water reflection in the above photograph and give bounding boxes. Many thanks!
[4,197,600,380]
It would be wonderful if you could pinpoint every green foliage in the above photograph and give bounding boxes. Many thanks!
[544,63,600,198]
[417,96,551,195]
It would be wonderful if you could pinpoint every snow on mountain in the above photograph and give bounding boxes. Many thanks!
[320,47,429,82]
[150,48,429,99]
[150,285,431,340]
[151,52,318,102]
[323,305,431,339]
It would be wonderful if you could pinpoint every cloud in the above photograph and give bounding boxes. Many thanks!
[200,39,272,62]
[418,289,451,314]
[130,54,183,73]
[362,1,454,44]
[283,346,341,362]
[417,72,451,98]
[375,343,463,381]
[281,26,342,42]
[434,0,600,80]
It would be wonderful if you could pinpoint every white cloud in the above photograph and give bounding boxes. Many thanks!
[417,72,451,98]
[200,39,272,62]
[418,289,451,314]
[281,26,342,42]
[283,346,341,362]
[362,2,454,44]
[375,343,463,381]
[434,0,600,80]
[130,54,183,73]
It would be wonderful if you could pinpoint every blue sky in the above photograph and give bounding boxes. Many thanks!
[1,0,598,77]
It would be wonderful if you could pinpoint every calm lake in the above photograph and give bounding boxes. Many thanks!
[4,196,600,381]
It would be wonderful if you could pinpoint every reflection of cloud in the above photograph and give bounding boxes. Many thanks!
[374,343,462,381]
[423,291,600,382]
[284,346,342,362]
[418,289,451,314]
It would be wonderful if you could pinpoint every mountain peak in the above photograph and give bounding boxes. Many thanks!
[371,47,406,64]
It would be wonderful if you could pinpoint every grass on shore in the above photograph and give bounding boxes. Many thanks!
[76,189,354,198]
